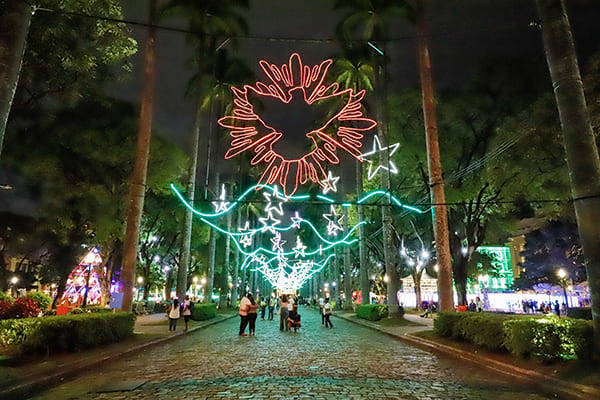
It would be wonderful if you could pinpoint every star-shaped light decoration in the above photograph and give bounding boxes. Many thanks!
[360,135,400,180]
[263,188,285,215]
[323,205,344,236]
[211,184,230,213]
[291,211,302,229]
[270,232,286,252]
[239,221,253,248]
[259,211,281,234]
[320,171,340,194]
[292,236,307,258]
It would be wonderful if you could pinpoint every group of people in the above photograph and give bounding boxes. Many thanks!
[167,295,194,332]
[467,297,485,312]
[238,293,304,336]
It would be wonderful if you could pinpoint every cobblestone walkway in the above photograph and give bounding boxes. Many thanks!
[29,309,558,399]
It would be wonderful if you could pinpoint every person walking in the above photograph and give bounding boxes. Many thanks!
[268,296,275,320]
[279,294,290,331]
[247,294,259,335]
[168,298,180,332]
[239,293,251,336]
[323,298,333,328]
[181,295,193,332]
[260,296,266,320]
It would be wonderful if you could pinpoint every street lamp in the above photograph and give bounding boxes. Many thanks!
[557,268,569,312]
[137,276,144,301]
[82,248,102,307]
[10,276,18,297]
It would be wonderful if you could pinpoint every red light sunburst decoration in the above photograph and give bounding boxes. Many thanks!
[218,53,377,196]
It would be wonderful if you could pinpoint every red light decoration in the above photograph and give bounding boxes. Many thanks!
[218,53,377,195]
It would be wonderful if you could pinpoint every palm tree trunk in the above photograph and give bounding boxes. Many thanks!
[536,0,600,353]
[120,0,157,311]
[356,160,370,305]
[0,0,33,158]
[205,173,219,303]
[415,0,454,312]
[220,203,232,308]
[231,205,241,303]
[177,104,201,301]
[343,206,353,310]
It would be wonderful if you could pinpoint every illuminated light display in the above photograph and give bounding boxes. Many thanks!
[259,211,282,233]
[270,232,286,252]
[239,221,253,248]
[217,53,377,195]
[212,184,230,213]
[320,171,340,194]
[292,236,307,257]
[61,248,103,306]
[291,211,302,228]
[323,205,344,236]
[252,253,336,292]
[360,135,400,180]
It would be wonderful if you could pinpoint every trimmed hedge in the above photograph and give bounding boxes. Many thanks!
[0,312,135,355]
[434,312,594,361]
[566,307,592,320]
[356,304,388,321]
[191,303,217,321]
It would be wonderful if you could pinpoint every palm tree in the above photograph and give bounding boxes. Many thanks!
[536,0,600,353]
[162,0,249,302]
[335,0,453,312]
[121,0,158,311]
[331,47,375,307]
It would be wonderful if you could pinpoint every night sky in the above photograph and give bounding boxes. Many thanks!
[116,0,600,187]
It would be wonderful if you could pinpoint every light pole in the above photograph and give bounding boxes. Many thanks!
[557,268,569,312]
[137,276,144,301]
[10,276,18,297]
[82,248,102,308]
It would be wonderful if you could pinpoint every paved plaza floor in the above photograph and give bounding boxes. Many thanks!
[24,308,563,400]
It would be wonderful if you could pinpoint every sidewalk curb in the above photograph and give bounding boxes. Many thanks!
[336,313,600,400]
[0,314,237,399]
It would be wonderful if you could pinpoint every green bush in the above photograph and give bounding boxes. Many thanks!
[154,301,167,313]
[21,312,136,355]
[356,304,388,321]
[462,313,508,350]
[503,316,594,361]
[566,307,592,320]
[69,307,84,314]
[84,305,112,313]
[0,291,14,303]
[145,300,156,314]
[191,303,217,321]
[26,291,52,310]
[0,318,41,346]
[434,312,471,338]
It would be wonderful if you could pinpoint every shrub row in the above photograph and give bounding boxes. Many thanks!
[566,307,592,320]
[191,303,217,321]
[0,312,136,355]
[434,312,594,361]
[356,304,388,321]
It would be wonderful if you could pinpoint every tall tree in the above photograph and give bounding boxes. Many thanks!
[536,0,600,352]
[0,0,32,158]
[121,0,158,311]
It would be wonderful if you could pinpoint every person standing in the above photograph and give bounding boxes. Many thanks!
[475,296,484,312]
[260,296,266,320]
[247,294,259,335]
[279,294,290,331]
[268,296,275,320]
[182,295,193,332]
[323,298,333,328]
[168,298,180,332]
[239,293,251,336]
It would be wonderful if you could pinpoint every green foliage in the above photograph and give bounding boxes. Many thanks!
[436,312,594,361]
[566,307,592,320]
[21,312,135,355]
[356,304,388,321]
[0,292,13,303]
[0,318,40,346]
[190,303,217,321]
[0,298,41,320]
[69,307,84,315]
[26,291,52,310]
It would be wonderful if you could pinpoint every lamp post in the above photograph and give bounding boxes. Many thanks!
[137,276,144,301]
[10,276,18,297]
[82,248,102,308]
[557,268,569,312]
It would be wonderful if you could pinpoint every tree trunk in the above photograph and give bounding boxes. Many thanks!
[177,104,201,301]
[343,206,353,310]
[0,0,33,158]
[415,0,454,312]
[120,0,157,312]
[205,175,218,303]
[413,272,423,311]
[220,204,232,308]
[356,160,370,306]
[536,0,600,353]
[231,206,241,303]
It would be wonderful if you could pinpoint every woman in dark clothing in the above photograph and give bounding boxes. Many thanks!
[247,294,258,335]
[279,294,289,331]
[287,305,301,332]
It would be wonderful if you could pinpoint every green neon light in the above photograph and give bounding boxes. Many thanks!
[316,194,335,203]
